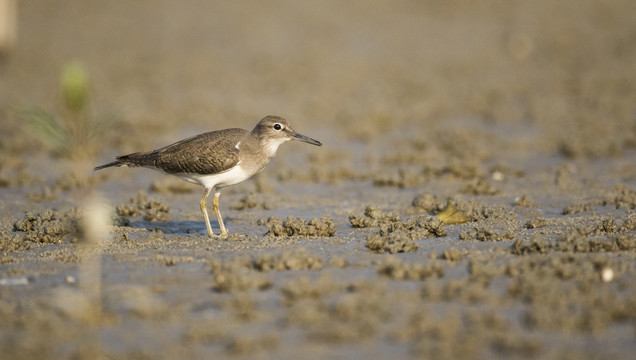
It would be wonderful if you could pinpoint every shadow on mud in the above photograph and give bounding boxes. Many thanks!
[127,220,209,235]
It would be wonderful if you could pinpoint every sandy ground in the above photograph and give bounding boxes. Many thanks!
[1,0,635,359]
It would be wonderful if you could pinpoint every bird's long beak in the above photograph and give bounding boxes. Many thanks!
[291,131,322,146]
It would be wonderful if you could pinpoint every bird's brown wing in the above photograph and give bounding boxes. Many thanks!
[116,128,248,175]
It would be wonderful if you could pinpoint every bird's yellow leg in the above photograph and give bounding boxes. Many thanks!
[212,190,228,238]
[200,188,215,238]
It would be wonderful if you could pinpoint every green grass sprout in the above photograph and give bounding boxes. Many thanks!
[20,61,117,161]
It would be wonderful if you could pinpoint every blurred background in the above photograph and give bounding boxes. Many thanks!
[1,2,635,358]
[0,0,635,173]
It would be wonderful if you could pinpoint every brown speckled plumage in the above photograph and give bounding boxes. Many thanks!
[95,128,248,175]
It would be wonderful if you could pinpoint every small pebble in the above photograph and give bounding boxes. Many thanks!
[492,171,504,181]
[601,268,614,282]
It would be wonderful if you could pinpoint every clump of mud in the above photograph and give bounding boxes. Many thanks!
[511,235,552,255]
[230,193,275,211]
[460,224,516,242]
[371,161,491,189]
[28,185,60,202]
[348,205,401,227]
[352,205,447,253]
[454,200,520,242]
[562,185,636,215]
[210,247,324,276]
[525,217,548,229]
[381,215,447,239]
[414,196,516,224]
[562,201,599,215]
[461,177,499,195]
[589,215,636,235]
[210,256,272,292]
[115,191,169,221]
[514,194,538,207]
[604,185,636,210]
[350,205,446,237]
[512,228,636,255]
[13,209,79,244]
[410,192,443,213]
[213,267,273,293]
[280,274,341,304]
[377,256,444,280]
[0,227,29,252]
[252,247,324,271]
[463,203,516,223]
[372,167,425,188]
[155,254,195,266]
[149,179,194,194]
[467,257,506,282]
[365,216,446,254]
[260,216,335,237]
[420,277,494,304]
[443,247,463,261]
[366,231,418,253]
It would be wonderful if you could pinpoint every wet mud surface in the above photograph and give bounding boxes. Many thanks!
[1,1,636,359]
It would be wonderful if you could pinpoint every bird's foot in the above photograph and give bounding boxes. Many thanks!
[207,232,229,240]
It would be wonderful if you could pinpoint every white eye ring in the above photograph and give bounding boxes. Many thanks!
[273,123,282,131]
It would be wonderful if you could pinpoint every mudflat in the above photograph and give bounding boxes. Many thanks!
[1,1,635,359]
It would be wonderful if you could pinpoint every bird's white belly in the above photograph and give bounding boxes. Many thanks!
[175,163,252,189]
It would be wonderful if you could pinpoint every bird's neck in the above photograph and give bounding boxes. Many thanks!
[248,134,286,157]
[239,136,285,172]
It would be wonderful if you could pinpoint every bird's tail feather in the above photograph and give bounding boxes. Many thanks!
[94,152,157,171]
[93,161,121,171]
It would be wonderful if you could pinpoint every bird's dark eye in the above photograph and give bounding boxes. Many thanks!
[273,123,282,131]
